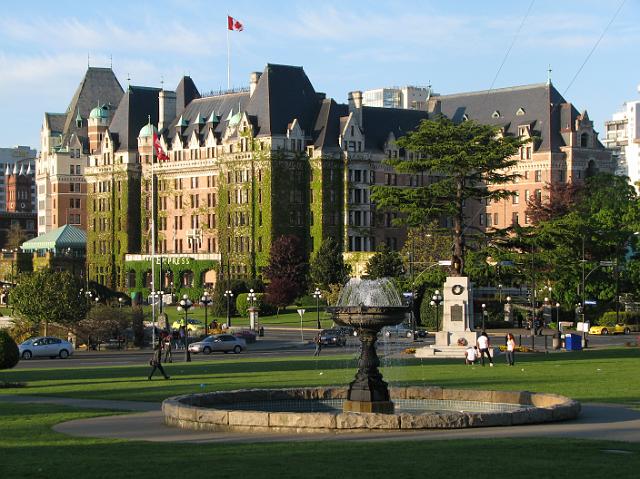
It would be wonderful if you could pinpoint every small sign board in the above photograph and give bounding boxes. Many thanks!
[584,300,597,305]
[576,321,590,332]
[296,308,306,318]
[450,304,463,322]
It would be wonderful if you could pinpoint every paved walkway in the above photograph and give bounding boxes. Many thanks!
[2,394,639,443]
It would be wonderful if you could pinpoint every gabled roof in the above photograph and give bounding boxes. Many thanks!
[245,64,321,137]
[21,225,86,252]
[361,106,429,151]
[313,99,349,149]
[437,83,566,151]
[44,113,66,135]
[62,67,124,140]
[108,85,161,151]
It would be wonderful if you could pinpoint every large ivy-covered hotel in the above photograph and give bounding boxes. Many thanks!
[36,63,613,298]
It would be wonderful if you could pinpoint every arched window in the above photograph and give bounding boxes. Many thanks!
[181,270,194,287]
[201,269,217,289]
[586,160,598,178]
[580,133,589,148]
[143,270,152,288]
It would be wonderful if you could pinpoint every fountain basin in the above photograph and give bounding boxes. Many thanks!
[163,386,580,433]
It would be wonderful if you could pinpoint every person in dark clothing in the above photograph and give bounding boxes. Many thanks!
[313,334,322,356]
[148,342,170,380]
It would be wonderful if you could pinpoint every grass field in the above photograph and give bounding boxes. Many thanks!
[0,402,639,479]
[1,348,638,404]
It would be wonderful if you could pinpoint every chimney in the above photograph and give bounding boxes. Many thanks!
[348,90,363,125]
[159,90,177,131]
[250,72,262,97]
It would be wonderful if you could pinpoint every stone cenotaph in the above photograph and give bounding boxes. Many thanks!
[416,276,478,358]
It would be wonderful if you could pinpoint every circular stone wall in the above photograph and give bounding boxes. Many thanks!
[162,386,580,433]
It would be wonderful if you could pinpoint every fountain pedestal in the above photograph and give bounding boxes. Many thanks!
[343,329,394,414]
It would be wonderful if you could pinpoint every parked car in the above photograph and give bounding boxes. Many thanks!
[171,318,203,332]
[19,337,74,359]
[188,334,246,354]
[589,324,631,335]
[382,324,427,339]
[319,329,347,346]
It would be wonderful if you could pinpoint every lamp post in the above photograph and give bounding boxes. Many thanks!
[555,302,561,329]
[313,287,322,330]
[201,291,212,336]
[430,290,443,333]
[481,303,487,331]
[505,296,512,324]
[224,289,233,328]
[177,294,192,362]
[247,289,257,330]
[498,283,503,304]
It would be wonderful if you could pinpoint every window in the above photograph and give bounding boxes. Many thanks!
[535,170,542,182]
[526,146,532,159]
[580,133,589,148]
[512,192,519,205]
[191,177,198,188]
[511,212,519,225]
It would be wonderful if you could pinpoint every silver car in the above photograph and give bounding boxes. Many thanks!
[188,334,246,354]
[19,336,75,359]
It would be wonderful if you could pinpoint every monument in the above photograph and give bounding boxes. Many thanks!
[416,276,478,357]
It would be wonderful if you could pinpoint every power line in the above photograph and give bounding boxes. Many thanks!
[562,0,626,96]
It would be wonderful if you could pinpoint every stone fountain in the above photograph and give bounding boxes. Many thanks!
[327,278,408,414]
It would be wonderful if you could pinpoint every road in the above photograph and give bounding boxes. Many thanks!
[13,326,633,369]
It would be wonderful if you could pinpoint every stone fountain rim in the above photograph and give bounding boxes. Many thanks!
[162,386,580,433]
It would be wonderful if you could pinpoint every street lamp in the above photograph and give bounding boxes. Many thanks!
[481,303,487,331]
[430,290,443,333]
[118,297,125,308]
[498,283,503,304]
[555,302,561,329]
[247,289,258,330]
[224,289,233,328]
[313,287,322,330]
[177,294,193,362]
[201,291,212,336]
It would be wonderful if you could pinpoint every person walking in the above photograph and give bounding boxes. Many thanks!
[313,334,322,356]
[163,333,173,363]
[148,342,170,380]
[178,325,186,350]
[506,332,516,366]
[477,331,494,367]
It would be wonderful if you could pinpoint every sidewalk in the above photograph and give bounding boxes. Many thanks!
[2,394,640,444]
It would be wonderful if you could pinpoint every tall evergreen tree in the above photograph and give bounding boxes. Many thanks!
[365,243,404,279]
[310,238,351,290]
[371,116,527,276]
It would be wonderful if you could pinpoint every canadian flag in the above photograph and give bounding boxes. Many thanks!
[152,132,169,161]
[228,15,243,31]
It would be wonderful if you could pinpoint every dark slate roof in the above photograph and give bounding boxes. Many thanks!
[437,83,567,152]
[361,106,429,151]
[245,64,321,137]
[313,99,349,149]
[176,76,200,116]
[164,91,250,142]
[44,113,66,135]
[62,67,124,142]
[109,86,161,151]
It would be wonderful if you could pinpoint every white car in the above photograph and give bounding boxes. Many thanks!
[188,334,246,354]
[19,336,74,359]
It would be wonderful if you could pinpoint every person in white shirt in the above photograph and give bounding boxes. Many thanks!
[476,331,494,367]
[505,332,516,366]
[464,345,479,365]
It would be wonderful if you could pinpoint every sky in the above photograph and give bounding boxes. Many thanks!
[1,0,638,150]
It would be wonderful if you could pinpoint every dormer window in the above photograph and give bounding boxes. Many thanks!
[580,132,589,148]
[462,113,469,122]
[351,125,355,137]
[516,107,526,116]
[492,110,501,119]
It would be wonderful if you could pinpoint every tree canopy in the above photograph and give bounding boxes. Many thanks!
[9,269,88,335]
[371,116,527,276]
[310,237,351,290]
[365,242,404,279]
[263,235,308,299]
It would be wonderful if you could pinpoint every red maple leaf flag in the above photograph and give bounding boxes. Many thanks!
[228,15,243,31]
[152,132,169,161]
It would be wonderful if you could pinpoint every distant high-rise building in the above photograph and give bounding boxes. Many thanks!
[604,92,640,183]
[362,86,436,110]
[0,146,36,212]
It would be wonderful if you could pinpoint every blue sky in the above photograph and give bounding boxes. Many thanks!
[1,0,638,149]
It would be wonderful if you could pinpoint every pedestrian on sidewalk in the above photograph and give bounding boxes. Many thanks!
[477,331,494,367]
[313,334,322,356]
[163,333,173,363]
[505,332,516,366]
[148,342,170,380]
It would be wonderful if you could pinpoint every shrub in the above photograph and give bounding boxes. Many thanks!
[0,330,19,370]
[236,294,249,317]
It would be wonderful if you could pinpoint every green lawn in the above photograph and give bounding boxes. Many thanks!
[1,348,638,404]
[0,402,639,479]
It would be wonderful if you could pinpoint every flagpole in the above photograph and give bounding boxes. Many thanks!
[150,115,156,347]
[226,18,231,90]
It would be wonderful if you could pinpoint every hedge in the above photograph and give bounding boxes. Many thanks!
[598,311,640,327]
[0,330,19,370]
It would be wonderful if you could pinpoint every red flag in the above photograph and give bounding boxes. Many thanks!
[153,132,169,161]
[227,15,243,31]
